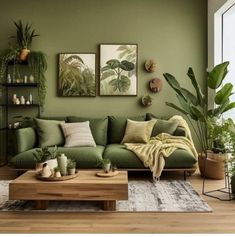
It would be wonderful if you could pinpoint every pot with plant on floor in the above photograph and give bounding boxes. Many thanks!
[163,61,235,179]
[67,159,76,175]
[11,20,39,61]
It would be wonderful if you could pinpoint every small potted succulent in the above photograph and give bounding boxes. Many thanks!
[141,94,152,107]
[101,159,112,173]
[67,159,76,175]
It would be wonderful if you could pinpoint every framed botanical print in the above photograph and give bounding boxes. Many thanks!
[58,53,96,97]
[99,44,138,96]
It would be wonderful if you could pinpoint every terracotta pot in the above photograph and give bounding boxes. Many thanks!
[198,151,227,180]
[20,48,30,61]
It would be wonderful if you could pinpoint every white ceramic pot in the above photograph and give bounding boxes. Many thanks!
[103,163,111,173]
[46,158,58,171]
[55,171,61,178]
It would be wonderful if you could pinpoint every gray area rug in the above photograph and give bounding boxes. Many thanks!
[0,180,212,212]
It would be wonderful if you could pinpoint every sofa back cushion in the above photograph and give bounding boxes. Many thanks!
[35,118,65,147]
[146,113,178,136]
[67,116,108,146]
[108,115,146,144]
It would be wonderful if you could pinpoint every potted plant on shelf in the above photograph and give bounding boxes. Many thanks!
[141,94,152,107]
[11,20,39,61]
[67,159,76,175]
[163,61,235,179]
[33,146,58,171]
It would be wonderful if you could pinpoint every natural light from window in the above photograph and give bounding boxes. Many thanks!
[223,4,235,120]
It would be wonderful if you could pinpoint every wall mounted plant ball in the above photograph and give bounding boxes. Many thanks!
[145,59,157,72]
[149,78,163,93]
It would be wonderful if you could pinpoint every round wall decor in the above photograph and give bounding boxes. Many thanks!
[149,78,163,93]
[144,59,157,72]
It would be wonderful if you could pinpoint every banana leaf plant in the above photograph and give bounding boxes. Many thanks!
[163,61,235,152]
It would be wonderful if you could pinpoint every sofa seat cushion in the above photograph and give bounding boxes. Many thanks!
[103,144,145,169]
[103,144,197,169]
[10,145,105,169]
[165,149,197,168]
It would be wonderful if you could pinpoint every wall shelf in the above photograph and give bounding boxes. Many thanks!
[0,83,38,87]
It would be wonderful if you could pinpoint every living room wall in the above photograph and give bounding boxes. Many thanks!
[0,0,207,118]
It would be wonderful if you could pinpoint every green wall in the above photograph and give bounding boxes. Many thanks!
[0,0,207,148]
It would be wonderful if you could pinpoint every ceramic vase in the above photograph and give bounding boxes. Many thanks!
[57,154,67,176]
[55,171,61,178]
[103,163,111,173]
[41,164,52,177]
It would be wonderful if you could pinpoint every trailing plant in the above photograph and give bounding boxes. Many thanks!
[59,54,95,96]
[163,62,235,152]
[11,20,39,49]
[28,51,47,110]
[0,46,19,82]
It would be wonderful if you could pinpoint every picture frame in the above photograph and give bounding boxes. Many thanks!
[99,44,138,96]
[58,53,96,97]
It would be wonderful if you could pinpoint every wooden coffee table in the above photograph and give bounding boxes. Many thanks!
[9,170,128,211]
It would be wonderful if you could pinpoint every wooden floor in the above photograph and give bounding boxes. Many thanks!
[0,166,234,234]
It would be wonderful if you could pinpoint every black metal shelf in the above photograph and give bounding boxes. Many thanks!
[0,83,38,87]
[7,104,39,107]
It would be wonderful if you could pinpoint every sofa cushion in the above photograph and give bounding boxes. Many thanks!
[67,116,108,146]
[35,118,65,147]
[165,149,197,168]
[61,122,96,147]
[108,115,146,144]
[121,119,156,144]
[103,144,197,169]
[10,145,105,169]
[103,144,145,168]
[146,113,178,136]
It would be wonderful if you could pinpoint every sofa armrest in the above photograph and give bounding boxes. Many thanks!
[174,126,186,137]
[16,127,37,153]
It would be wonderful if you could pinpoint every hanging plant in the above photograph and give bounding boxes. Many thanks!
[28,51,47,111]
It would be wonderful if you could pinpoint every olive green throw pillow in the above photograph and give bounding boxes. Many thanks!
[151,119,178,137]
[108,115,146,144]
[121,119,156,144]
[35,118,65,147]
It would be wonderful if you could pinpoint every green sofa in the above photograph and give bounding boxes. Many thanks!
[10,114,197,171]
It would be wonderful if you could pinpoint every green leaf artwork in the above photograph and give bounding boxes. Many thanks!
[58,53,96,97]
[100,44,137,96]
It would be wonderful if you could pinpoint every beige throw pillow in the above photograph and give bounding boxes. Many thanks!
[121,119,156,144]
[61,121,96,147]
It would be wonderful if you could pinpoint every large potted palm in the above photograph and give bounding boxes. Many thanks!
[163,62,235,179]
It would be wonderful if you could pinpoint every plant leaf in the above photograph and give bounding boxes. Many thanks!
[215,83,233,105]
[181,88,199,106]
[187,67,205,106]
[190,106,206,122]
[163,73,187,101]
[118,75,131,92]
[223,102,235,113]
[165,102,188,115]
[119,60,135,71]
[106,59,120,69]
[207,61,229,89]
[101,70,116,80]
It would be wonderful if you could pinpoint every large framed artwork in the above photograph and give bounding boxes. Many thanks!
[58,53,96,97]
[99,44,138,96]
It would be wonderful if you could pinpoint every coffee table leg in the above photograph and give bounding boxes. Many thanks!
[103,200,116,211]
[35,200,48,210]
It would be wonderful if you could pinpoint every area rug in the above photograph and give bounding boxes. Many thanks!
[0,180,212,212]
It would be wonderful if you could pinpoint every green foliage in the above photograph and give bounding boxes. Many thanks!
[33,146,58,163]
[28,51,47,110]
[163,61,234,151]
[59,54,95,96]
[12,116,34,128]
[11,20,39,49]
[67,159,76,169]
[54,166,60,172]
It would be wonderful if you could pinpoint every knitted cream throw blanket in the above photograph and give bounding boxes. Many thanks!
[125,116,198,179]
